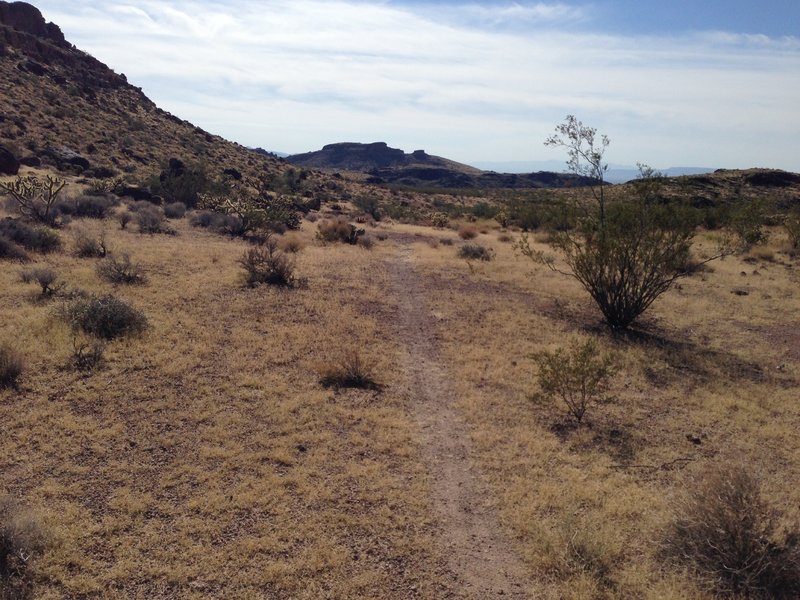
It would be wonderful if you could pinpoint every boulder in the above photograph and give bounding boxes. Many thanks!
[42,146,90,172]
[119,186,160,203]
[18,155,40,167]
[0,144,20,175]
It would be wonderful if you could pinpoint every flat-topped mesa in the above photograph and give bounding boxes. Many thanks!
[0,1,66,46]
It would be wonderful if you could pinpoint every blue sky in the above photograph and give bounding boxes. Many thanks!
[32,1,800,171]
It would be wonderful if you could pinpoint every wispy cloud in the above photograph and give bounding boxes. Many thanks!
[34,1,800,170]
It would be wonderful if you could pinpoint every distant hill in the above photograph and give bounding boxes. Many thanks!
[288,142,600,189]
[0,1,289,183]
[471,161,718,184]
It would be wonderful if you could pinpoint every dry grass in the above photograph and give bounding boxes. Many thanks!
[406,225,800,598]
[0,206,451,598]
[2,192,800,598]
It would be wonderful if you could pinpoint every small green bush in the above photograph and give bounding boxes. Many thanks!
[0,344,24,389]
[458,243,492,261]
[534,337,615,424]
[63,294,148,340]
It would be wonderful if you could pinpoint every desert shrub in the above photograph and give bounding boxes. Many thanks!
[458,224,478,240]
[163,201,187,219]
[0,236,29,262]
[73,228,107,258]
[458,242,492,261]
[0,496,45,599]
[319,350,380,390]
[19,268,62,298]
[198,179,302,235]
[0,219,61,253]
[279,233,305,254]
[70,335,104,371]
[429,212,450,228]
[785,209,800,252]
[63,294,148,340]
[189,210,214,228]
[117,211,132,230]
[356,234,375,249]
[238,236,297,288]
[137,207,172,235]
[533,337,615,424]
[96,254,145,285]
[0,344,23,389]
[352,195,382,221]
[730,199,768,249]
[56,194,114,219]
[146,159,225,208]
[665,465,800,598]
[316,218,364,245]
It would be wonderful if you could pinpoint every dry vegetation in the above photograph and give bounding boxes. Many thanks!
[2,168,800,599]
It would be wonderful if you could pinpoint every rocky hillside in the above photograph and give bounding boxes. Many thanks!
[0,1,288,183]
[288,142,601,189]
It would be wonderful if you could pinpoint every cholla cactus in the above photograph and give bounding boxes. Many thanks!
[0,174,66,224]
[429,211,449,228]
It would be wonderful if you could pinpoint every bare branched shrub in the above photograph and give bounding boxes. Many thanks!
[319,350,380,390]
[0,344,23,389]
[117,211,132,230]
[458,243,493,261]
[19,268,62,298]
[0,497,45,600]
[62,294,148,340]
[0,174,66,225]
[96,253,145,285]
[238,236,297,288]
[665,465,800,598]
[534,337,615,424]
[70,334,104,371]
[73,228,107,258]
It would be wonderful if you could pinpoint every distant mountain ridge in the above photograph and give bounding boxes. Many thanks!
[288,142,600,189]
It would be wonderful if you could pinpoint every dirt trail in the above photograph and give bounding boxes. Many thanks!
[388,244,533,599]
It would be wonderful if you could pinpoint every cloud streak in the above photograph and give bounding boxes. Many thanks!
[33,1,800,170]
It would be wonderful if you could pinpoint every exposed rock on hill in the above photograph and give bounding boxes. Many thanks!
[0,1,289,183]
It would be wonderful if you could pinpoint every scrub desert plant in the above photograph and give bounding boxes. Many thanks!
[665,465,800,598]
[458,243,492,261]
[534,337,615,424]
[95,253,145,285]
[19,267,62,298]
[0,344,23,389]
[238,236,297,288]
[0,496,45,600]
[63,294,148,340]
[319,350,380,390]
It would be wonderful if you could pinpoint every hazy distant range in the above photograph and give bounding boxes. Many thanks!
[471,161,716,184]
